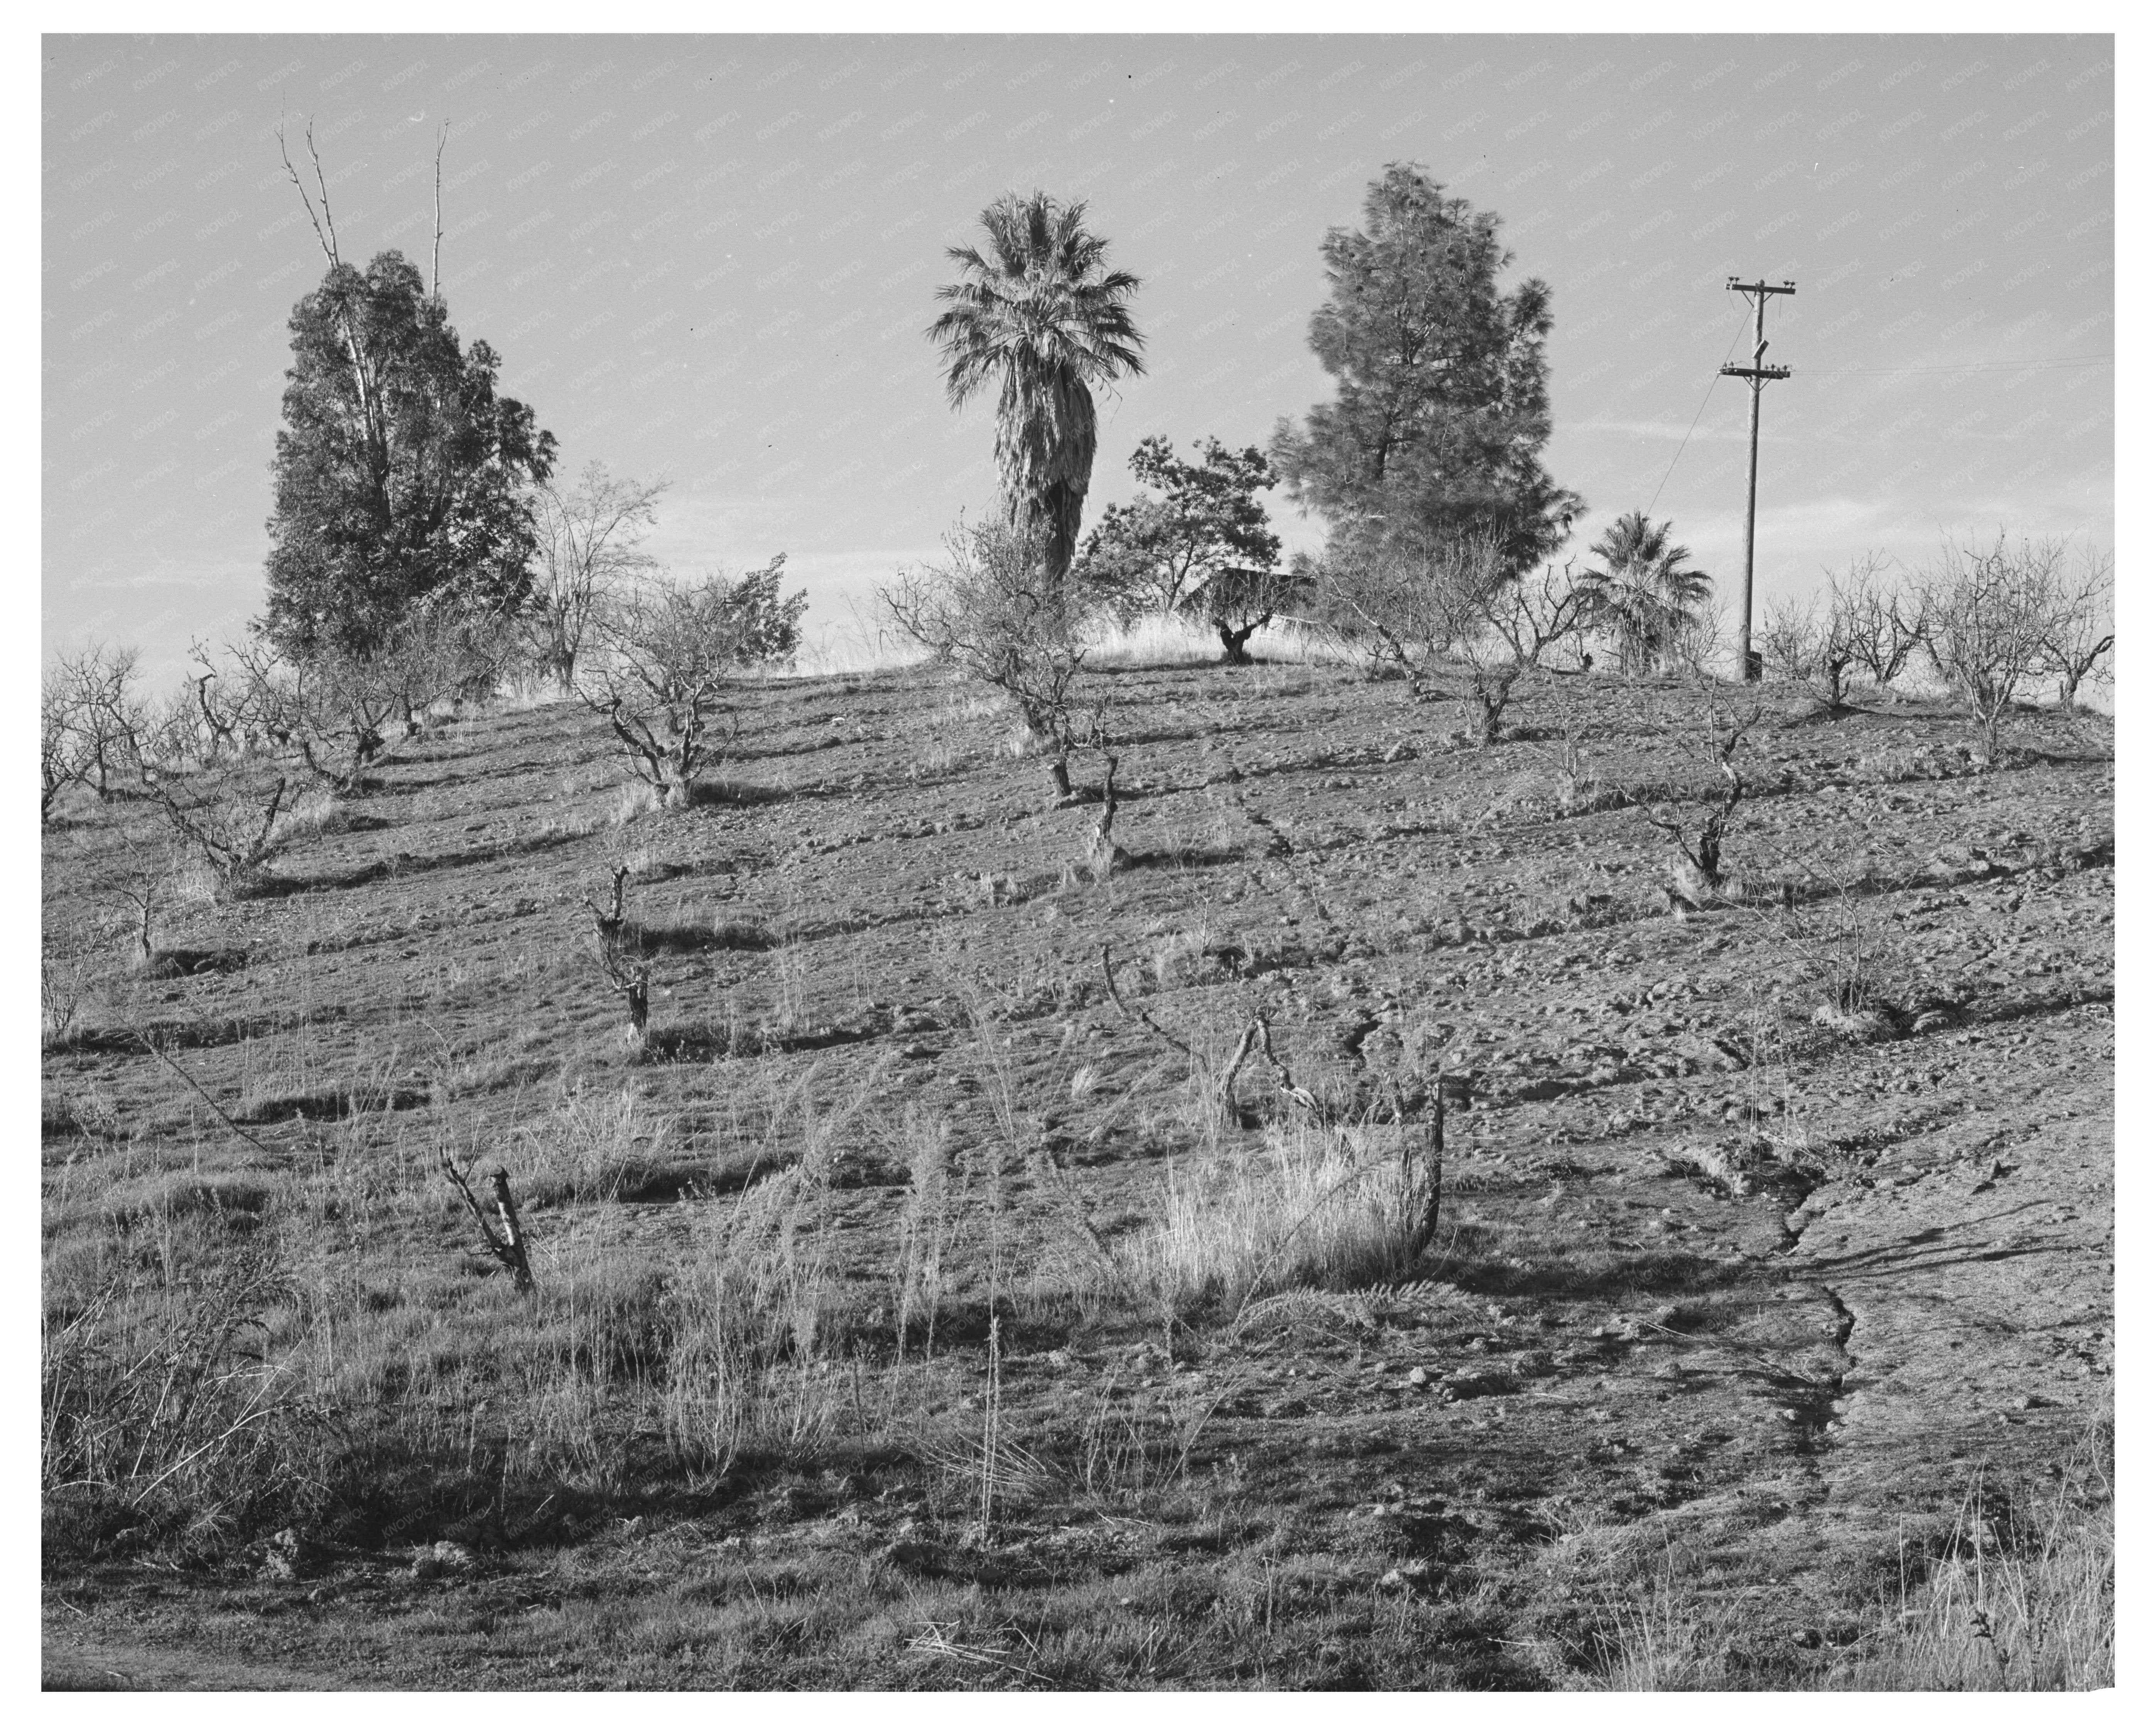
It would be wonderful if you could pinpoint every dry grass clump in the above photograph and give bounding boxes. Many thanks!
[518,1084,674,1206]
[657,1146,851,1474]
[98,1169,279,1227]
[266,785,352,849]
[1827,1461,2114,1691]
[1112,1119,1433,1316]
[891,1103,959,1356]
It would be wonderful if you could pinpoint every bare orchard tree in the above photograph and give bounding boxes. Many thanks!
[1185,560,1314,667]
[1645,691,1764,909]
[1756,589,1860,707]
[1755,594,1822,689]
[882,515,1101,805]
[1915,531,2065,765]
[1319,528,1499,695]
[2033,543,2114,710]
[145,756,293,901]
[105,820,182,971]
[224,638,393,794]
[1452,560,1596,745]
[1662,590,1729,684]
[133,678,214,779]
[222,610,508,795]
[186,640,245,763]
[577,559,805,808]
[1831,552,1926,697]
[41,670,79,820]
[585,865,652,1045]
[49,643,147,800]
[524,463,669,695]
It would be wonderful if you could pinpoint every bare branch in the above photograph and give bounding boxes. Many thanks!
[1251,1017,1320,1114]
[276,118,338,268]
[437,1148,536,1293]
[304,119,341,265]
[431,120,449,300]
[1100,943,1194,1059]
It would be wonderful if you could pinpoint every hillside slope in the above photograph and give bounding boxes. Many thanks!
[41,658,2113,1689]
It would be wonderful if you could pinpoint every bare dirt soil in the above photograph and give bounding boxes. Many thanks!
[41,656,2112,1689]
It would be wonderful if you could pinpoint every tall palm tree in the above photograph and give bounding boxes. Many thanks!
[929,192,1146,584]
[1580,511,1714,674]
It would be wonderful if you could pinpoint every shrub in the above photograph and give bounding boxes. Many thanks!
[883,515,1101,803]
[577,560,804,808]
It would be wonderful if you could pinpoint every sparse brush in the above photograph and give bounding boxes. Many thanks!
[1750,848,1910,1041]
[41,930,100,1048]
[1586,1446,2114,1693]
[520,1085,670,1205]
[42,1244,336,1555]
[1070,1367,1248,1509]
[1829,1450,2113,1691]
[1589,1566,1742,1691]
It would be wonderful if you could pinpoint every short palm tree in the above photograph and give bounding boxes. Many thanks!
[1580,511,1714,674]
[929,192,1146,584]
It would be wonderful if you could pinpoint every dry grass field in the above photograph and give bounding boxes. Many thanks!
[41,650,2112,1690]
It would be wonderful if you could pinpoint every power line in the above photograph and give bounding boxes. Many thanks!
[1832,355,2112,375]
[1645,302,1751,518]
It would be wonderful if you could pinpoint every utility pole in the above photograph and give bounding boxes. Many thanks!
[1721,277,1795,681]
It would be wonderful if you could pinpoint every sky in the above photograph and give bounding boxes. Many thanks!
[42,30,2114,683]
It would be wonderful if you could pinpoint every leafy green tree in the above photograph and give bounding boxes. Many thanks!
[1579,511,1714,675]
[1271,163,1579,575]
[262,250,556,658]
[928,192,1146,585]
[1077,437,1297,663]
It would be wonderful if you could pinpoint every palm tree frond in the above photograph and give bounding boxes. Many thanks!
[927,190,1147,580]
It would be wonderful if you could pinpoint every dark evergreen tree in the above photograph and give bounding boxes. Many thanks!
[1271,163,1579,576]
[262,250,555,657]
